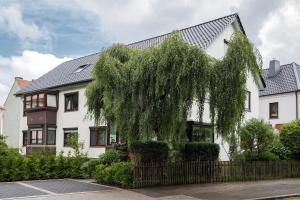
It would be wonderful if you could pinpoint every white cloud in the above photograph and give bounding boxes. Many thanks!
[0,4,47,41]
[258,0,300,67]
[0,51,71,106]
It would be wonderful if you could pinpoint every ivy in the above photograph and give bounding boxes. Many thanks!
[85,32,262,144]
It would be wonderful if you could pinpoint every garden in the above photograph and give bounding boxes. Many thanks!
[1,32,300,188]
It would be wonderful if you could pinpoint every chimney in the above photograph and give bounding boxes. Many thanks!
[268,59,280,77]
[15,77,23,80]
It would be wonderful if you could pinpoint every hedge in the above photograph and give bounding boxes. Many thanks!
[0,154,88,182]
[280,120,300,160]
[130,141,169,163]
[181,142,219,161]
[95,162,134,188]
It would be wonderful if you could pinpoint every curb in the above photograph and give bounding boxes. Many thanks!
[248,193,300,200]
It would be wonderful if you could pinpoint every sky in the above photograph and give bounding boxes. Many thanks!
[1,0,300,106]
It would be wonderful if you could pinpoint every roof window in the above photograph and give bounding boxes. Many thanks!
[73,64,90,73]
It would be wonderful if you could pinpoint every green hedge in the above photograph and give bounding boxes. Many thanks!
[280,120,300,160]
[0,154,88,182]
[130,141,169,163]
[181,142,219,161]
[95,162,134,188]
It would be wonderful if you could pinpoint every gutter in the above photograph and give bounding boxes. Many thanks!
[292,63,300,119]
[296,91,299,119]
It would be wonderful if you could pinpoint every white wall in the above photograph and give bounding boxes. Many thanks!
[0,108,4,135]
[2,81,22,148]
[56,85,106,158]
[259,92,297,128]
[188,23,261,161]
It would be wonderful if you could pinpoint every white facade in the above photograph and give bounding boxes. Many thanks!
[259,92,299,129]
[11,21,262,160]
[0,107,4,135]
[3,79,24,148]
[187,23,261,160]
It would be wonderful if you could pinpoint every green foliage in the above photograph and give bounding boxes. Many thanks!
[115,143,129,161]
[280,120,300,160]
[95,162,134,187]
[181,142,219,161]
[235,151,279,161]
[130,141,169,163]
[0,151,88,182]
[210,34,262,137]
[66,133,85,156]
[98,149,121,165]
[239,118,274,155]
[86,32,262,144]
[267,141,291,160]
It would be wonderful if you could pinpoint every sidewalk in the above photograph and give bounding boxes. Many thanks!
[7,178,300,200]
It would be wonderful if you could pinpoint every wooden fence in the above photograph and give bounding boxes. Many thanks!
[133,160,300,188]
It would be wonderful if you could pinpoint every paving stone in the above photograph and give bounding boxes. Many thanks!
[0,182,46,199]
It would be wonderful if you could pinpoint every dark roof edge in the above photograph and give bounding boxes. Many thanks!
[127,13,240,46]
[15,79,93,96]
[259,90,299,97]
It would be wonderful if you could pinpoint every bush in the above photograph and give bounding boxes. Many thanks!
[280,120,300,160]
[115,143,128,161]
[130,141,169,163]
[181,142,219,161]
[267,141,291,160]
[98,150,121,165]
[95,162,133,187]
[239,118,274,154]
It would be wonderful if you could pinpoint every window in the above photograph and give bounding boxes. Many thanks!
[74,64,90,73]
[47,94,57,107]
[30,129,43,145]
[23,93,57,110]
[90,127,106,146]
[47,128,56,145]
[22,131,27,146]
[245,91,251,111]
[63,128,78,146]
[38,93,45,107]
[25,96,31,109]
[192,125,212,142]
[108,126,117,145]
[65,92,79,111]
[270,102,279,119]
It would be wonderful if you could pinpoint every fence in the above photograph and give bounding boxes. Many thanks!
[133,160,300,188]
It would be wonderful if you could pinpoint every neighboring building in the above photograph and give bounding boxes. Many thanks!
[259,60,300,130]
[14,13,264,160]
[0,106,4,135]
[2,77,32,148]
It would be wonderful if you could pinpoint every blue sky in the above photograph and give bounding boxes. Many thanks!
[1,0,300,105]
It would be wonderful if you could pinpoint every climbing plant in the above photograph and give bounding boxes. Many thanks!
[85,32,262,145]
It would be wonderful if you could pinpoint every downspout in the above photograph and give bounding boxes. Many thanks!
[292,63,300,120]
[296,91,299,119]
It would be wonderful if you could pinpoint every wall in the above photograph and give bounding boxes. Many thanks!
[188,22,261,161]
[0,108,3,134]
[2,81,22,148]
[259,92,297,128]
[56,85,106,158]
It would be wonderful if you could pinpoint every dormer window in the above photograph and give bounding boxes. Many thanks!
[74,64,90,73]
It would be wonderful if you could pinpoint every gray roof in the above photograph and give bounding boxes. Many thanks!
[16,13,243,95]
[260,63,300,96]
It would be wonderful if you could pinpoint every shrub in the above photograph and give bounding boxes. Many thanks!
[98,150,121,165]
[95,162,133,187]
[181,142,219,161]
[115,143,128,161]
[239,118,274,154]
[280,120,300,160]
[267,141,291,160]
[130,141,169,163]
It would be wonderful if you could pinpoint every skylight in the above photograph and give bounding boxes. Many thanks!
[74,64,90,73]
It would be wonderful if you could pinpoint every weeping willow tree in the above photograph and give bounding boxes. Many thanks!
[85,32,262,146]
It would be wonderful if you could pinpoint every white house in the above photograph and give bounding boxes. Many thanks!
[259,60,300,130]
[0,106,4,135]
[11,13,264,160]
[2,77,32,147]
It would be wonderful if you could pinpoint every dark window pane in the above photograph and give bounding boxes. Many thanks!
[31,131,37,144]
[65,93,78,111]
[90,131,97,146]
[270,102,278,118]
[109,126,117,145]
[63,129,78,146]
[37,130,43,144]
[23,131,27,146]
[98,129,106,145]
[25,96,31,109]
[47,129,56,145]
